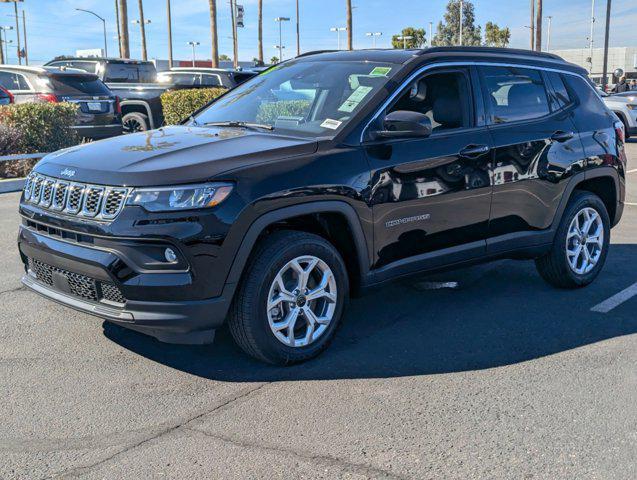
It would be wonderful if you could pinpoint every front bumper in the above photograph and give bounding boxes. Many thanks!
[18,223,234,344]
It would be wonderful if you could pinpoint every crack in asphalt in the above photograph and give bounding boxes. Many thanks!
[0,285,25,296]
[184,425,407,480]
[47,383,270,480]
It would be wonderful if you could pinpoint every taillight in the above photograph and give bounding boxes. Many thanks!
[114,96,122,115]
[36,93,58,103]
[614,120,625,144]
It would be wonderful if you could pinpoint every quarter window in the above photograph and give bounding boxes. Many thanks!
[0,71,30,91]
[545,71,572,111]
[481,66,550,123]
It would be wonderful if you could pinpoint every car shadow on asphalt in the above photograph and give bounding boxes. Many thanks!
[103,245,637,382]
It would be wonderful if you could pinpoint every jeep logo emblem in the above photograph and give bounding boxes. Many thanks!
[60,168,76,178]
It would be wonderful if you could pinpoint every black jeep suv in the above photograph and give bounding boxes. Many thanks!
[18,47,626,364]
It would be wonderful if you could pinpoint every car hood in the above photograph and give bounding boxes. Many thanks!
[34,125,318,187]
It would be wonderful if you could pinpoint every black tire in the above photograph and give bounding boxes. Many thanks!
[228,230,349,365]
[535,191,610,288]
[122,112,149,134]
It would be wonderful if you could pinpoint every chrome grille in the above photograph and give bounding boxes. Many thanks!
[27,258,126,305]
[23,174,129,221]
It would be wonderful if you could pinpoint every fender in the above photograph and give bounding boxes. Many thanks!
[224,201,370,287]
[120,100,155,129]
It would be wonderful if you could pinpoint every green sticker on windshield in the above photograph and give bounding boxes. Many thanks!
[370,66,392,77]
[338,85,373,113]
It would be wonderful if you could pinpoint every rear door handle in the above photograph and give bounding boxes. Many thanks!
[459,144,490,157]
[551,130,574,142]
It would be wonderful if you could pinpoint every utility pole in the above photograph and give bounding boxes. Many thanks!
[137,0,148,61]
[166,0,173,68]
[346,0,352,50]
[589,0,596,73]
[601,0,612,90]
[230,0,238,69]
[546,16,552,52]
[295,0,300,56]
[118,0,130,58]
[535,0,542,51]
[209,0,219,68]
[12,1,20,65]
[115,0,121,57]
[530,0,535,50]
[459,0,463,46]
[21,10,27,64]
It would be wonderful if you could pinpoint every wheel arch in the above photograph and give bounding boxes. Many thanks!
[225,201,371,294]
[120,101,154,129]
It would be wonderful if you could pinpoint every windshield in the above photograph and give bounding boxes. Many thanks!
[194,60,398,137]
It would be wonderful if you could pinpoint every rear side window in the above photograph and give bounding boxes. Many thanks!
[200,74,222,87]
[0,71,30,90]
[481,66,550,123]
[545,71,572,111]
[232,72,256,84]
[46,75,111,96]
[158,72,199,86]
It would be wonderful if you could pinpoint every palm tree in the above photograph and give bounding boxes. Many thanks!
[208,0,219,67]
[346,0,352,50]
[137,0,148,61]
[118,0,130,58]
[258,0,263,64]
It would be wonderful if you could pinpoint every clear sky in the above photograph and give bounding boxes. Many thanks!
[2,0,635,65]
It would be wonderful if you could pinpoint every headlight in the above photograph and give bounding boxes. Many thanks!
[126,182,233,212]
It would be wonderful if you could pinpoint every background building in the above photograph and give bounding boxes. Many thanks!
[551,46,637,84]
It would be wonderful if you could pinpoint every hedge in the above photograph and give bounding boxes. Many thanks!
[161,88,227,125]
[0,102,80,178]
[255,100,311,124]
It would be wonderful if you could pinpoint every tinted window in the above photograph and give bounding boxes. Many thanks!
[232,72,256,84]
[389,70,472,132]
[0,87,11,105]
[104,63,156,83]
[545,71,572,111]
[200,74,222,87]
[481,66,550,123]
[0,71,30,90]
[46,75,111,96]
[158,72,199,86]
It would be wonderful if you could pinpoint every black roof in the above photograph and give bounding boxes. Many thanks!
[47,57,154,65]
[295,46,584,73]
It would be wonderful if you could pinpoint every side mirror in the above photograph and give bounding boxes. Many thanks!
[372,110,432,140]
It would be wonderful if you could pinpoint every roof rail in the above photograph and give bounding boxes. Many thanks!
[418,46,563,61]
[295,50,338,58]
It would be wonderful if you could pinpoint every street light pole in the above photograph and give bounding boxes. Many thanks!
[167,0,173,68]
[330,27,346,50]
[601,0,612,90]
[546,16,552,52]
[365,32,382,48]
[429,21,433,46]
[589,0,596,73]
[275,17,290,61]
[131,19,151,61]
[0,26,13,64]
[187,41,200,67]
[75,9,108,57]
[397,35,413,50]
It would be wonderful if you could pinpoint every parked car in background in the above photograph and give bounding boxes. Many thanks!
[156,67,257,89]
[0,65,122,140]
[45,58,168,133]
[0,85,13,105]
[601,90,637,138]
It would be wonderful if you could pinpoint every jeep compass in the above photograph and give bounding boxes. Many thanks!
[18,47,626,364]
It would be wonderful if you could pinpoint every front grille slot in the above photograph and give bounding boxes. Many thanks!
[23,174,129,222]
[27,258,126,306]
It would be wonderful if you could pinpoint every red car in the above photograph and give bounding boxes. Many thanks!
[0,85,13,105]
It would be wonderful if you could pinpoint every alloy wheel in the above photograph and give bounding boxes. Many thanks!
[266,255,337,348]
[566,207,604,275]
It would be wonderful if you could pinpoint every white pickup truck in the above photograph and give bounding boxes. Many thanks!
[601,90,637,138]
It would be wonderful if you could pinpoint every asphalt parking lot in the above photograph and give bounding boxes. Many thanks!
[1,143,636,480]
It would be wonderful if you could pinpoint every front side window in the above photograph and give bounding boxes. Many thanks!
[481,66,550,123]
[388,69,473,133]
[194,60,399,138]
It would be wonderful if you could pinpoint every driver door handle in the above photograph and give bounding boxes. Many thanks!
[459,144,490,157]
[551,130,575,142]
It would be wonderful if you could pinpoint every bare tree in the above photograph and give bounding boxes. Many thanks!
[258,0,263,64]
[209,0,219,67]
[346,0,352,50]
[118,0,130,58]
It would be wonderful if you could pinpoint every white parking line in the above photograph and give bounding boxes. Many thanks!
[591,281,637,313]
[414,281,459,290]
[626,202,637,206]
[627,168,637,174]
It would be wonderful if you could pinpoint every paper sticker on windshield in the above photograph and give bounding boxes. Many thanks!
[338,85,373,113]
[370,66,392,77]
[320,118,342,130]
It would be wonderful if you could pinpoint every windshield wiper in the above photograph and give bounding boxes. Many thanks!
[202,121,274,131]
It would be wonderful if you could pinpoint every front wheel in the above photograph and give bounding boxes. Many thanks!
[228,230,349,365]
[535,191,610,288]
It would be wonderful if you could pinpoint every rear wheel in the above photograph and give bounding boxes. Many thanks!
[229,230,348,365]
[122,112,149,134]
[535,191,610,288]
